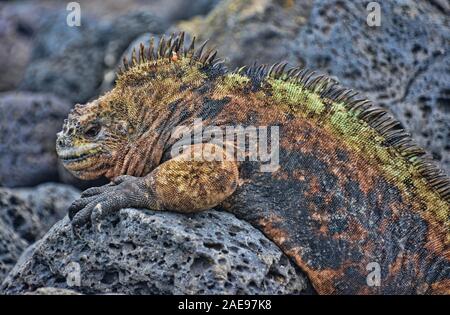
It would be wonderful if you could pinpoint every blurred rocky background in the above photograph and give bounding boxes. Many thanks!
[0,0,448,294]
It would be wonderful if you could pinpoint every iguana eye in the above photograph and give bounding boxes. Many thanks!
[84,123,101,138]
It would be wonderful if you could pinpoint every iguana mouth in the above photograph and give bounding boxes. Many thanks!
[57,144,102,167]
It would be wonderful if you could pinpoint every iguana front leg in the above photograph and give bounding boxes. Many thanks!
[69,143,239,233]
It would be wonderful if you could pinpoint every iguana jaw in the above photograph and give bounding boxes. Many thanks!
[56,143,108,178]
[57,143,100,164]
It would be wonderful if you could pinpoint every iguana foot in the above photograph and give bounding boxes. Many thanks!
[69,175,153,235]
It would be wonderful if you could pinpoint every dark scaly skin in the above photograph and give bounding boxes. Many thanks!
[56,34,449,294]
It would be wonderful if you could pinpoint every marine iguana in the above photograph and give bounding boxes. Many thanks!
[56,33,449,294]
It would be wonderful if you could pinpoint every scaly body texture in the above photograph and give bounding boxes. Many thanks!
[56,33,449,294]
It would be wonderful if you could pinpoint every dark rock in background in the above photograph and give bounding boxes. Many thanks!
[0,4,34,91]
[19,11,167,104]
[52,0,221,24]
[177,0,449,170]
[175,0,313,69]
[11,0,221,104]
[0,189,43,244]
[1,209,311,294]
[12,183,80,232]
[0,92,72,187]
[162,0,221,23]
[0,183,80,242]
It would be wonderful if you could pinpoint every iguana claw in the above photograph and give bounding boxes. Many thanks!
[69,176,151,235]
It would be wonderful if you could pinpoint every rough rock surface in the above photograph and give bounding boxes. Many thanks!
[0,183,80,242]
[17,13,108,104]
[13,183,80,232]
[1,209,312,295]
[0,92,72,187]
[0,184,80,282]
[177,0,449,169]
[0,189,43,244]
[0,219,27,282]
[0,188,42,283]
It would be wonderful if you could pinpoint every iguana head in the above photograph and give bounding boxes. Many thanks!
[57,33,224,180]
[56,91,134,180]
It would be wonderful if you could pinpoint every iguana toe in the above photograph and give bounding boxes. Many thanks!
[81,183,115,197]
[70,176,152,234]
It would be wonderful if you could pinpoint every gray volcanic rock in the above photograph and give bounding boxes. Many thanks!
[0,184,80,282]
[0,92,72,187]
[13,183,80,232]
[18,12,106,104]
[0,183,80,242]
[0,4,35,91]
[0,188,44,244]
[161,0,221,22]
[1,209,311,295]
[20,11,167,104]
[0,219,28,282]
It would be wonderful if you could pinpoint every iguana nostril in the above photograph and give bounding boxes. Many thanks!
[56,135,67,147]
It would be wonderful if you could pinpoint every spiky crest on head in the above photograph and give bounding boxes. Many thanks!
[116,32,226,87]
